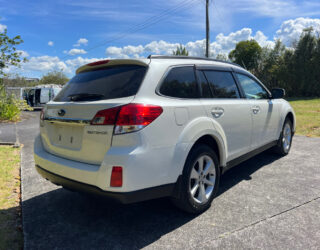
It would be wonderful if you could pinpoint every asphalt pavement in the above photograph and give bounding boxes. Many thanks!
[15,111,320,249]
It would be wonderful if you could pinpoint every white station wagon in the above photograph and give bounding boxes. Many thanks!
[34,55,295,213]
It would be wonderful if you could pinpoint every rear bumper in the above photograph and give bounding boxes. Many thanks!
[35,164,175,204]
[34,131,181,192]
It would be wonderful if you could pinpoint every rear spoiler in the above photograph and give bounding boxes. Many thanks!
[76,59,150,74]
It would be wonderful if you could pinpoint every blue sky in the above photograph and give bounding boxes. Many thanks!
[1,0,320,78]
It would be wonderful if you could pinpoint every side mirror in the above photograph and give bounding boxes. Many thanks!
[271,88,285,99]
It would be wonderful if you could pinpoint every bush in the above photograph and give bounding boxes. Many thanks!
[0,83,32,121]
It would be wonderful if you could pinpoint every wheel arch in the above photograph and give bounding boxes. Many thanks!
[285,112,295,133]
[278,101,296,137]
[189,135,223,166]
[171,117,227,184]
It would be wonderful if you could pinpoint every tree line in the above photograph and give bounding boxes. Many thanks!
[173,28,320,97]
[229,28,320,97]
[2,70,69,87]
[2,25,319,97]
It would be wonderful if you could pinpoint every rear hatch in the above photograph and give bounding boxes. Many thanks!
[40,60,149,165]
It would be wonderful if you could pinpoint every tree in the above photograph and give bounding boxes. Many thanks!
[39,70,69,85]
[228,40,262,71]
[0,25,31,121]
[0,27,27,76]
[214,53,228,61]
[173,44,189,56]
[255,40,286,90]
[311,34,320,96]
[292,28,317,96]
[246,29,320,97]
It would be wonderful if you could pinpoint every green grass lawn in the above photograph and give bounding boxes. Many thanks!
[0,146,23,250]
[288,98,320,137]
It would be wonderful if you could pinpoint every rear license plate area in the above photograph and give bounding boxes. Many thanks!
[51,124,83,150]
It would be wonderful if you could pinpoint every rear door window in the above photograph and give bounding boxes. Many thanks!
[197,70,213,98]
[159,66,199,98]
[203,70,240,98]
[54,65,147,102]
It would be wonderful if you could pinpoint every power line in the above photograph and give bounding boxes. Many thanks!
[61,0,198,60]
[212,0,225,30]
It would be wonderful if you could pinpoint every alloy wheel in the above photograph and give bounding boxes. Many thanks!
[282,122,292,153]
[189,155,216,204]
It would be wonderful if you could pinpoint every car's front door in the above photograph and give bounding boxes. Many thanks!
[197,68,253,162]
[235,73,280,149]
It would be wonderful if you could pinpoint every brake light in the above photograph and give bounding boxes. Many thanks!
[87,60,110,66]
[110,166,123,187]
[91,104,163,134]
[116,104,162,125]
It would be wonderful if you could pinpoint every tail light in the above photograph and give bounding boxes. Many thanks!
[91,103,163,134]
[90,106,120,125]
[110,166,123,187]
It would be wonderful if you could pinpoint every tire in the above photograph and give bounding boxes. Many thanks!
[172,144,220,214]
[273,118,293,156]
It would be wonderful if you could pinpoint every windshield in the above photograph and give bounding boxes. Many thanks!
[54,65,147,102]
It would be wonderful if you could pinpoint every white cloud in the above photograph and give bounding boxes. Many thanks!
[227,0,296,18]
[211,28,253,55]
[5,56,108,76]
[103,17,320,58]
[253,31,273,48]
[105,46,127,58]
[0,23,7,32]
[73,38,88,47]
[104,28,274,58]
[17,50,29,57]
[275,17,320,46]
[222,0,320,19]
[105,44,147,58]
[18,56,68,73]
[48,41,54,46]
[185,39,206,57]
[122,45,145,55]
[64,48,87,55]
[144,40,180,55]
[210,28,275,56]
[7,17,320,78]
[65,56,105,71]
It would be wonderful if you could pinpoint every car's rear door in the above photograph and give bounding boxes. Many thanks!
[41,63,148,165]
[196,66,253,161]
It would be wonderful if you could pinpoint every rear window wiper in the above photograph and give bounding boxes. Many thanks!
[68,93,105,101]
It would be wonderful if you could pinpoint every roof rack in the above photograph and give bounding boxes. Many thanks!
[147,55,241,68]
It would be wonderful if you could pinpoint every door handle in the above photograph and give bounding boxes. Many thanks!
[252,105,260,114]
[211,107,224,118]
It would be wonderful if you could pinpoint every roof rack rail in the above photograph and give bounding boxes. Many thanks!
[147,55,241,68]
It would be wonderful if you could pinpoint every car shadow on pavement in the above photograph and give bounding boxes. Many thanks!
[218,150,281,196]
[21,150,281,249]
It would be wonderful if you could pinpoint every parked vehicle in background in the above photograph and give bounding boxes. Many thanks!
[34,56,296,214]
[6,85,62,108]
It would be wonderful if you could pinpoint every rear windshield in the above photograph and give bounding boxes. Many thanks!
[54,65,147,102]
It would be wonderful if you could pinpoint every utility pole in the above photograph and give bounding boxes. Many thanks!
[205,0,210,58]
